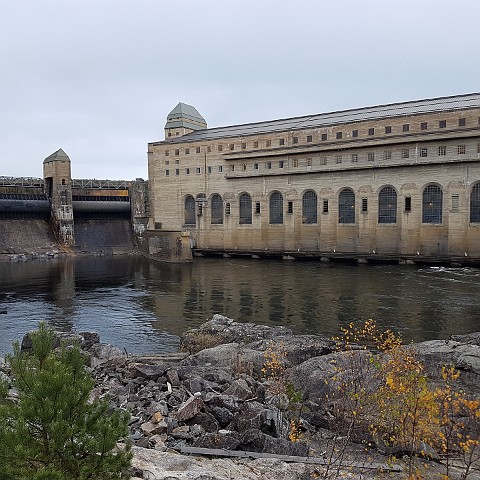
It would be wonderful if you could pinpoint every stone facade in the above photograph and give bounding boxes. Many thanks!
[148,94,480,260]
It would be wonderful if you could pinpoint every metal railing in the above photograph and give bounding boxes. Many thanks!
[0,177,44,187]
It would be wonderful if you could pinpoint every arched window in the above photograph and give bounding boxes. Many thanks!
[269,191,283,224]
[302,190,317,224]
[422,184,443,224]
[211,194,223,224]
[239,193,252,224]
[470,183,480,223]
[378,186,397,224]
[338,188,355,224]
[184,195,196,225]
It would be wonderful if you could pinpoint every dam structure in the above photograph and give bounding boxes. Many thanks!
[0,149,191,262]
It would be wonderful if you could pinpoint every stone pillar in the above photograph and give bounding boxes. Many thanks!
[43,149,74,246]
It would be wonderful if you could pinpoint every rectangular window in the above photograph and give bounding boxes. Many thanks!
[306,135,312,143]
[255,202,261,214]
[452,194,459,212]
[320,157,327,165]
[292,158,298,167]
[307,157,312,166]
[175,149,180,156]
[385,126,392,134]
[351,153,358,163]
[165,169,170,176]
[185,148,190,154]
[405,196,412,212]
[421,122,428,130]
[459,118,466,127]
[279,160,284,168]
[352,129,358,138]
[253,141,259,148]
[241,142,246,150]
[336,132,343,139]
[229,144,234,151]
[218,165,223,173]
[218,144,223,152]
[420,147,428,157]
[438,146,446,156]
[225,203,231,215]
[185,168,190,175]
[279,138,285,146]
[383,150,392,160]
[401,149,410,159]
[207,146,212,153]
[242,163,247,171]
[403,124,410,132]
[207,166,212,174]
[293,136,299,144]
[266,161,272,169]
[367,152,375,162]
[368,128,375,135]
[229,165,235,172]
[458,145,466,154]
[165,160,170,165]
[288,201,293,214]
[266,139,271,147]
[165,150,169,156]
[254,163,259,170]
[196,146,201,153]
[175,159,179,164]
[323,199,329,213]
[336,154,342,164]
[439,120,447,128]
[175,168,179,176]
[361,198,368,213]
[321,133,328,141]
[196,167,201,174]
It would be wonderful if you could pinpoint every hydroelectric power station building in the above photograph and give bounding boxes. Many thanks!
[148,93,480,263]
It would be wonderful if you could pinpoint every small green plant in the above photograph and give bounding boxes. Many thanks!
[0,322,132,480]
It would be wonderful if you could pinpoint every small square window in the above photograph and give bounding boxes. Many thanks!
[241,142,246,150]
[385,126,392,134]
[319,133,326,141]
[218,165,223,173]
[367,152,375,162]
[361,198,368,213]
[306,135,312,143]
[438,146,446,156]
[165,169,170,176]
[196,146,201,153]
[253,141,259,148]
[254,163,259,170]
[421,122,428,130]
[458,145,466,154]
[279,161,284,168]
[175,159,179,164]
[405,196,411,212]
[266,139,271,147]
[352,130,358,138]
[279,138,285,146]
[351,153,358,163]
[439,120,447,128]
[320,157,327,165]
[368,128,375,135]
[403,124,410,132]
[336,132,342,140]
[165,150,170,156]
[207,146,212,153]
[165,160,170,165]
[287,201,293,214]
[255,202,261,214]
[266,161,271,169]
[420,147,428,157]
[293,136,298,144]
[218,145,223,152]
[185,148,190,155]
[307,158,312,166]
[459,118,466,127]
[384,150,391,160]
[230,144,235,151]
[401,149,410,159]
[336,154,342,164]
[323,199,329,213]
[175,149,180,156]
[196,167,201,174]
[292,159,298,167]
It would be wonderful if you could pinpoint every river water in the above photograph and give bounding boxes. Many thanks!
[1,256,479,355]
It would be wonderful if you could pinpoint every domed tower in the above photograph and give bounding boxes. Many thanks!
[164,102,207,139]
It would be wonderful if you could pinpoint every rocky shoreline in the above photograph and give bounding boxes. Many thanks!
[2,315,480,479]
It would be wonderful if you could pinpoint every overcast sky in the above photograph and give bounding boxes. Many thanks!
[1,0,479,180]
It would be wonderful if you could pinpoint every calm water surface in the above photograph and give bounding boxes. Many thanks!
[1,256,479,355]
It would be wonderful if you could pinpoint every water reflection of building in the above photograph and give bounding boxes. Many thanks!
[148,94,480,260]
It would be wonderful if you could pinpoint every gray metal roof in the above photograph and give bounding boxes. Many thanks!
[43,148,70,163]
[154,93,480,145]
[165,102,207,130]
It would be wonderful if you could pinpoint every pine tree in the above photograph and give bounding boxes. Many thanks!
[0,322,132,480]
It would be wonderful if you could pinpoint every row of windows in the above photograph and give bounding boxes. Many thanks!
[165,143,479,176]
[184,184,480,226]
[165,116,477,156]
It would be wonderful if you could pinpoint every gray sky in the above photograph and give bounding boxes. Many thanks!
[1,0,479,180]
